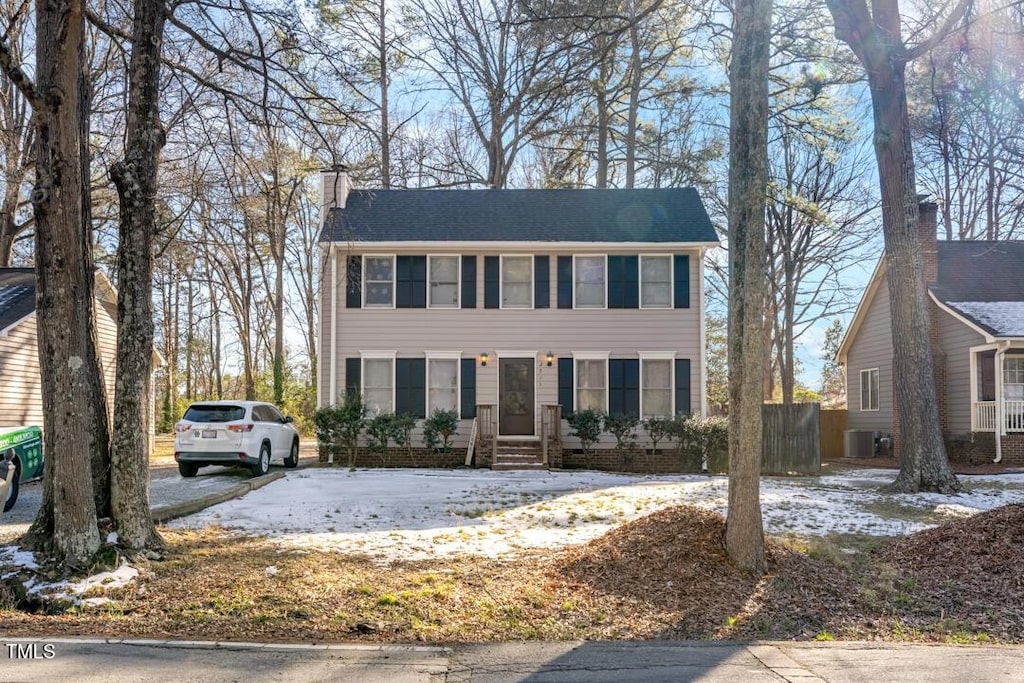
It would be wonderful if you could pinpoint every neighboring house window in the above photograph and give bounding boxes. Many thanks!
[1004,357,1024,401]
[501,255,533,308]
[574,255,606,308]
[640,255,672,308]
[576,358,607,411]
[364,256,395,307]
[428,358,459,413]
[860,368,879,411]
[641,359,673,417]
[363,358,394,414]
[429,255,459,308]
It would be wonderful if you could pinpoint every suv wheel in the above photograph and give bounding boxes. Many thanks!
[178,462,199,478]
[253,443,271,477]
[284,439,299,468]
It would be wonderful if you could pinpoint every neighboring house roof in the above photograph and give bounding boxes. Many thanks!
[839,240,1024,361]
[930,241,1024,302]
[943,301,1024,337]
[0,268,166,367]
[320,188,719,244]
[0,268,36,335]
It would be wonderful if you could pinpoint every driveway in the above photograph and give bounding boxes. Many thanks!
[0,442,319,544]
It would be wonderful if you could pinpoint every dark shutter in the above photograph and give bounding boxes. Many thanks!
[609,359,640,416]
[557,256,572,308]
[484,256,500,309]
[461,256,477,308]
[673,254,690,309]
[396,255,427,308]
[395,358,426,418]
[345,255,362,308]
[675,358,692,415]
[345,358,361,397]
[557,357,573,414]
[461,358,476,418]
[534,255,550,309]
[608,255,639,309]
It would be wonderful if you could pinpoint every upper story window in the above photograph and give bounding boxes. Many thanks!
[364,256,395,307]
[640,255,672,308]
[860,368,879,411]
[501,255,533,309]
[574,255,606,309]
[428,255,459,308]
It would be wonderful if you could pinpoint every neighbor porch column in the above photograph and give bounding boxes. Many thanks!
[970,349,978,431]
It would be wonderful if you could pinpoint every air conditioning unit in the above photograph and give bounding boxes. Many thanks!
[843,430,876,459]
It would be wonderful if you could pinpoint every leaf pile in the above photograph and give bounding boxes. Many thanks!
[552,505,862,639]
[877,503,1024,638]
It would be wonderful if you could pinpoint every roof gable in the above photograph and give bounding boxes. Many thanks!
[320,188,718,244]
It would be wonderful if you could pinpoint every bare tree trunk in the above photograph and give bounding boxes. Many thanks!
[625,23,642,189]
[725,0,769,575]
[108,0,167,552]
[378,0,391,189]
[24,0,102,566]
[826,0,963,494]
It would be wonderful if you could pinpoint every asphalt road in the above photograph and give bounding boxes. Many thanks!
[2,639,1023,683]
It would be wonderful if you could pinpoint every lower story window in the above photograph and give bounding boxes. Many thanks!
[428,359,458,413]
[860,368,879,411]
[364,358,394,414]
[576,359,606,411]
[641,359,672,417]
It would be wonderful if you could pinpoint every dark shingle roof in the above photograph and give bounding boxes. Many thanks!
[320,188,718,244]
[0,268,35,331]
[932,241,1024,302]
[930,241,1024,337]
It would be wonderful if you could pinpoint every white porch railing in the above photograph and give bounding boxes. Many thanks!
[972,401,1024,432]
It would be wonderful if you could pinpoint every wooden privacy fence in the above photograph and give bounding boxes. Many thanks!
[761,403,820,474]
[819,409,848,460]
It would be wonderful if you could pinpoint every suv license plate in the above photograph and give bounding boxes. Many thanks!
[201,430,218,439]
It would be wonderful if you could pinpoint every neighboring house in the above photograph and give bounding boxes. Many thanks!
[317,167,719,464]
[837,201,1024,464]
[0,267,162,447]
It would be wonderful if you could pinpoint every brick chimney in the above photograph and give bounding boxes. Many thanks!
[321,164,350,220]
[918,197,939,284]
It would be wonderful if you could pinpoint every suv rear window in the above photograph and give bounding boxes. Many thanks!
[183,405,246,423]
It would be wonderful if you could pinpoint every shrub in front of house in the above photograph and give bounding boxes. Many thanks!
[566,409,604,466]
[603,413,640,465]
[423,408,459,454]
[313,392,367,467]
[670,414,729,473]
[642,415,674,455]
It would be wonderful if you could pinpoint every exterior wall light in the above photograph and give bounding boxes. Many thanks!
[545,351,554,367]
[479,353,489,367]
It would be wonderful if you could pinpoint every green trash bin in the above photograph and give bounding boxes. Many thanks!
[0,425,44,481]
[0,428,42,511]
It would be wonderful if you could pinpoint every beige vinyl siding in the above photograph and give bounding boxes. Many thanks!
[0,316,45,428]
[0,298,118,430]
[845,275,893,432]
[936,306,986,434]
[321,247,703,447]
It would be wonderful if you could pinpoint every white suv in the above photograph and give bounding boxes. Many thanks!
[174,401,300,478]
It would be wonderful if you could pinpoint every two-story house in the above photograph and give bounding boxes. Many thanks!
[317,166,719,467]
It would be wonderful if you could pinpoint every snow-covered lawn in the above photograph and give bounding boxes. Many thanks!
[170,468,1024,562]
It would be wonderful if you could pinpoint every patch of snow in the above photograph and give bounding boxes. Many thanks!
[168,468,1024,562]
[107,531,119,544]
[0,546,39,570]
[265,565,278,576]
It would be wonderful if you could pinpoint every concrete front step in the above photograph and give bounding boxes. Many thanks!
[491,461,548,471]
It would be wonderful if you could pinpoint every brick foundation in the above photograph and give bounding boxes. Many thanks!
[318,444,463,468]
[944,432,1024,466]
